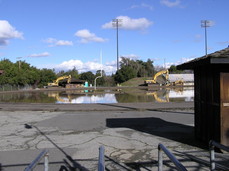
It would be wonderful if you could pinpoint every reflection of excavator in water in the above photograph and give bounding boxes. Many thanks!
[146,87,185,103]
[146,90,170,103]
[48,92,72,103]
[144,70,183,86]
[48,75,71,87]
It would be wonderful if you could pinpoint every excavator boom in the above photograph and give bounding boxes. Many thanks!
[48,75,71,87]
[145,70,169,85]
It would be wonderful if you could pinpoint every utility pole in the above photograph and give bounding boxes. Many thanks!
[201,20,211,56]
[94,51,103,90]
[112,19,122,71]
[16,57,22,70]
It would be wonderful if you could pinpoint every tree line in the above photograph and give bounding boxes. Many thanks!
[0,58,183,88]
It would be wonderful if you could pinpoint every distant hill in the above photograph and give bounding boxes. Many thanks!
[121,77,151,86]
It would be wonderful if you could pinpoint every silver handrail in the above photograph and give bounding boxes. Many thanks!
[24,149,49,171]
[209,140,229,171]
[158,143,187,171]
[98,146,105,171]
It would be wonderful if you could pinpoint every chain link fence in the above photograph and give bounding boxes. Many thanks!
[0,84,32,92]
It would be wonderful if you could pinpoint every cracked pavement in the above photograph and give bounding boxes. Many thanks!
[0,102,208,170]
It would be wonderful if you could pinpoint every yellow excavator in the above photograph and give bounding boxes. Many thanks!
[145,70,169,85]
[145,70,184,86]
[48,75,71,87]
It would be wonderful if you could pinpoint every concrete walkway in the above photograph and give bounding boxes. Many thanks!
[0,102,227,170]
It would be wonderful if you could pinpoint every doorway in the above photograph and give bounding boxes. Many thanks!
[220,73,229,146]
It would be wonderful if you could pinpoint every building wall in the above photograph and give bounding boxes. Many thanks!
[194,64,229,145]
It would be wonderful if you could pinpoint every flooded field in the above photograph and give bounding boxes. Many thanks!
[0,87,194,104]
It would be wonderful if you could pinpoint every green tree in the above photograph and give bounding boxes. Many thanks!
[95,70,105,86]
[145,59,155,76]
[38,68,56,88]
[0,59,20,85]
[63,67,79,79]
[114,66,137,83]
[79,71,95,85]
[104,75,116,87]
[0,59,56,88]
[169,65,182,74]
[114,57,155,83]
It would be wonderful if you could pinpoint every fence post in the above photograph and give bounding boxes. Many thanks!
[158,147,163,171]
[210,144,215,171]
[44,153,49,171]
[98,146,105,171]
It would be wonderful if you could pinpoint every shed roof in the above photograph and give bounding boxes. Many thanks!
[177,47,229,70]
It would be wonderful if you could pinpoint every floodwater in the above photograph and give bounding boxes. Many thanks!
[0,87,194,104]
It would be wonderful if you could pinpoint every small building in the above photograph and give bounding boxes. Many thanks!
[177,48,229,146]
[169,74,194,85]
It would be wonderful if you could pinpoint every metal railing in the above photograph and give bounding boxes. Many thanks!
[209,140,229,171]
[98,146,105,171]
[158,143,187,171]
[24,149,49,171]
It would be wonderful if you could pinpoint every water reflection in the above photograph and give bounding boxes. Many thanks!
[146,87,194,102]
[0,87,194,104]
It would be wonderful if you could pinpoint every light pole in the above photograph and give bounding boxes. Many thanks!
[112,19,122,71]
[16,57,22,70]
[201,20,211,56]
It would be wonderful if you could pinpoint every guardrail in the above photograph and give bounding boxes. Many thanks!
[209,140,229,171]
[24,149,49,171]
[158,143,187,171]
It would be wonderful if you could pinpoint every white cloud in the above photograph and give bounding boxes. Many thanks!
[56,40,73,46]
[55,59,84,70]
[0,20,23,46]
[51,59,116,75]
[160,0,181,8]
[165,56,195,68]
[74,29,107,43]
[130,3,154,11]
[102,16,153,31]
[27,52,51,58]
[44,38,73,47]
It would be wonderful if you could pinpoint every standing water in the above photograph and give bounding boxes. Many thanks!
[0,87,194,104]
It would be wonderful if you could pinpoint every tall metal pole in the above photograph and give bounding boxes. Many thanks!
[113,19,122,71]
[204,24,208,56]
[116,21,119,71]
[201,20,211,56]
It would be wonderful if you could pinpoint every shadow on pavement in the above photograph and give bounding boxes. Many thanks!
[106,116,201,148]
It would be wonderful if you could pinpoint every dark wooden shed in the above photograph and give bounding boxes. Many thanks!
[177,48,229,146]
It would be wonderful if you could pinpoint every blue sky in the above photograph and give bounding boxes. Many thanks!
[0,0,228,74]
